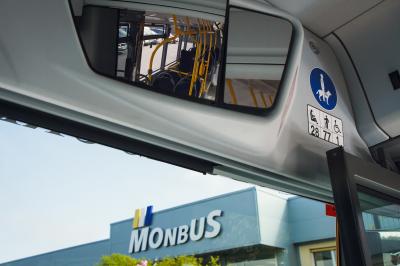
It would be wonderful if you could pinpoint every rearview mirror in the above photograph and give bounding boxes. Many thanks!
[76,4,293,115]
[3,0,356,201]
[223,7,293,111]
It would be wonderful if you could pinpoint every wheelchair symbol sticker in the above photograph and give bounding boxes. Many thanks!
[310,68,337,110]
[307,105,343,146]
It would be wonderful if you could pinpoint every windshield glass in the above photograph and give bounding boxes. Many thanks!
[0,118,337,266]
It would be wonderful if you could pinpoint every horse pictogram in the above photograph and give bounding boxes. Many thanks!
[310,68,337,110]
[316,74,332,105]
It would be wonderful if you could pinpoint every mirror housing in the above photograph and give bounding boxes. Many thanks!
[0,0,370,203]
[223,6,293,110]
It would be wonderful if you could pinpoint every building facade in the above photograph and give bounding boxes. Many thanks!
[1,188,337,266]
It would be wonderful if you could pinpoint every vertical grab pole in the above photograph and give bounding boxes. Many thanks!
[185,16,190,32]
[189,20,203,96]
[207,20,214,92]
[198,20,207,96]
[249,83,259,107]
[185,16,191,47]
[200,20,213,96]
[172,15,180,35]
[260,92,268,108]
[213,23,218,50]
[201,19,207,74]
[269,95,274,106]
[226,79,238,104]
[176,26,183,61]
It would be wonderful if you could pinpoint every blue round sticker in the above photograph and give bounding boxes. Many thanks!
[310,68,337,110]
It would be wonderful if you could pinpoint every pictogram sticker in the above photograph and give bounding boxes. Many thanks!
[307,105,343,146]
[310,68,337,110]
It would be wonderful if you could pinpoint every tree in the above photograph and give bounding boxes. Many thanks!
[96,254,143,266]
[96,254,220,266]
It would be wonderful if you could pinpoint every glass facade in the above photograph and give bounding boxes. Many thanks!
[219,245,279,266]
[227,258,277,266]
[358,187,400,266]
[313,250,336,266]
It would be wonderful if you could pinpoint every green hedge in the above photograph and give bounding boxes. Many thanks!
[96,254,221,266]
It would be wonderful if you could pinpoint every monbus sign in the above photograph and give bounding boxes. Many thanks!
[128,208,223,254]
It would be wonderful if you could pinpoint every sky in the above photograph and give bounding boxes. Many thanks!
[0,119,256,263]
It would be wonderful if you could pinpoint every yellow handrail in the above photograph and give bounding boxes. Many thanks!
[185,17,191,32]
[147,15,218,97]
[148,35,180,82]
[198,20,207,77]
[249,86,259,107]
[167,68,191,76]
[172,15,180,35]
[189,19,204,96]
[226,79,238,104]
[148,15,197,82]
[199,21,214,97]
[260,92,268,108]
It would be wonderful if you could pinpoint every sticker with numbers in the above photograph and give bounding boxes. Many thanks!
[307,105,343,146]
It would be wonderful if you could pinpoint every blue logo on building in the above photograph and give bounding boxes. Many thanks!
[132,205,153,229]
[310,68,337,110]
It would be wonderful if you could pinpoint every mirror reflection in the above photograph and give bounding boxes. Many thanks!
[116,10,224,101]
[77,4,294,113]
[224,8,293,109]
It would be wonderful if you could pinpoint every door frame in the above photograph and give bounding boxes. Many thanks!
[327,147,400,266]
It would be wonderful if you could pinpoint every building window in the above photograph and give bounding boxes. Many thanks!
[226,258,277,266]
[298,240,337,266]
[221,245,279,266]
[313,250,336,266]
